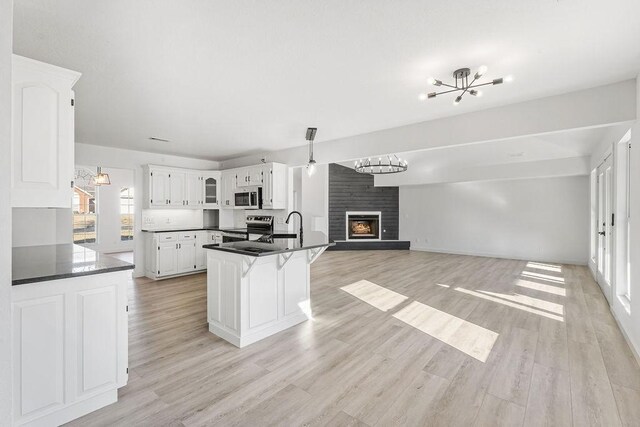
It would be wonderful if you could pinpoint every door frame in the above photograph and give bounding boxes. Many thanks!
[595,153,614,303]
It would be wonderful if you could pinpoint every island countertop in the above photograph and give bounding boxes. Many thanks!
[203,231,334,257]
[12,244,135,286]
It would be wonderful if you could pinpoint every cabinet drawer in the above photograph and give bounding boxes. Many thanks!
[179,233,196,241]
[156,234,177,242]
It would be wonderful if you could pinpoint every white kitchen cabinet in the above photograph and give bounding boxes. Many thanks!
[186,173,204,207]
[169,171,186,206]
[235,166,263,188]
[11,55,81,208]
[11,270,128,426]
[148,168,171,206]
[195,232,210,269]
[203,172,221,207]
[261,163,288,209]
[177,234,197,273]
[157,242,178,276]
[220,170,237,209]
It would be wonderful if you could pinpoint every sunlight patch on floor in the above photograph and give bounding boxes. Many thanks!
[393,301,498,362]
[517,279,566,296]
[521,271,565,284]
[340,280,408,312]
[454,287,564,322]
[479,290,564,315]
[526,261,562,273]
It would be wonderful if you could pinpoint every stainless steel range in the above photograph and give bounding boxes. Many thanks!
[246,215,274,237]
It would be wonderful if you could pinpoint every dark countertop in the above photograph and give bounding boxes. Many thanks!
[203,231,334,257]
[12,244,135,286]
[141,227,249,234]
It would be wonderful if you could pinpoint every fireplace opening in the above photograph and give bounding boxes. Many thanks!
[346,211,381,240]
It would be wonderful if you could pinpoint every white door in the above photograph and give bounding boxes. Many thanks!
[12,56,80,208]
[596,155,614,302]
[186,173,203,207]
[169,171,186,206]
[149,170,170,206]
[177,242,197,273]
[158,243,178,276]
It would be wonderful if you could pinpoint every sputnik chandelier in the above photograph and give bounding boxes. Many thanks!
[354,154,407,174]
[420,66,512,105]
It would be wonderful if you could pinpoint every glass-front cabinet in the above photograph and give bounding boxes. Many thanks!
[203,171,221,208]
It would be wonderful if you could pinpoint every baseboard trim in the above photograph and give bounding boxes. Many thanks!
[410,246,587,266]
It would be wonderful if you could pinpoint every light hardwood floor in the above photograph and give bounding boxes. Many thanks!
[67,250,640,426]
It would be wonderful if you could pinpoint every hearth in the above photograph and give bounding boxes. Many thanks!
[346,211,381,240]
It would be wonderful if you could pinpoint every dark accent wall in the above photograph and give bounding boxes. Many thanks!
[328,163,399,241]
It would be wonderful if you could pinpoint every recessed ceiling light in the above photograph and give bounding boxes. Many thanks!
[508,152,525,158]
[149,137,171,142]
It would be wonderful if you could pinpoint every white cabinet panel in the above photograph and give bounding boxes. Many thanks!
[195,232,208,270]
[169,171,186,206]
[158,243,178,276]
[186,173,203,207]
[220,171,237,208]
[177,241,197,273]
[77,287,117,396]
[12,55,80,208]
[13,295,65,419]
[248,263,278,329]
[149,169,171,206]
[207,256,240,333]
[283,256,309,316]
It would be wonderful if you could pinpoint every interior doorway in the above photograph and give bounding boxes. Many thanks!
[596,154,614,303]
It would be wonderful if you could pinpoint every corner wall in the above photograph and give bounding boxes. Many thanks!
[400,176,590,264]
[328,164,399,241]
[0,0,12,421]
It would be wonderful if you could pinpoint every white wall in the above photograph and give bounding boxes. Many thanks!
[12,209,71,247]
[0,0,12,422]
[91,167,134,253]
[301,164,329,235]
[400,176,589,265]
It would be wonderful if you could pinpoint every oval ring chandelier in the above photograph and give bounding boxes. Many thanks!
[354,155,408,174]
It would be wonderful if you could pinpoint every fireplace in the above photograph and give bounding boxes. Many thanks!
[346,211,381,240]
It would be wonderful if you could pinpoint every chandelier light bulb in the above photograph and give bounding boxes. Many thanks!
[307,161,316,177]
[419,93,427,101]
[427,77,436,85]
[504,75,514,83]
[454,96,462,105]
[477,65,488,77]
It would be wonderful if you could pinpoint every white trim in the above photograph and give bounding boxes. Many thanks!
[345,211,382,241]
[410,246,587,266]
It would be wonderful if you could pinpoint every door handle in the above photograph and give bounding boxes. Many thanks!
[598,231,606,236]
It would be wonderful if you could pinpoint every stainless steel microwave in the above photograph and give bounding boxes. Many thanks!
[234,187,262,209]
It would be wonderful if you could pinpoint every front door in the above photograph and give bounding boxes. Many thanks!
[596,155,614,303]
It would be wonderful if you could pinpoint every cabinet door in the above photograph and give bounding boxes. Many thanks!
[177,242,197,273]
[203,172,220,207]
[221,172,236,208]
[186,173,203,207]
[262,165,274,208]
[12,57,80,208]
[248,167,263,186]
[235,169,250,188]
[157,243,178,276]
[195,233,208,269]
[76,286,118,397]
[12,295,65,422]
[149,170,170,206]
[169,172,186,206]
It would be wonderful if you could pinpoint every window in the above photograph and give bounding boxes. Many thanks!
[615,130,632,307]
[120,187,134,241]
[73,168,98,244]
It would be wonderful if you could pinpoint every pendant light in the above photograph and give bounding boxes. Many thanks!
[306,127,317,177]
[94,166,111,186]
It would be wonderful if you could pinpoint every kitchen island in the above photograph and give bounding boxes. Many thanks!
[203,231,334,347]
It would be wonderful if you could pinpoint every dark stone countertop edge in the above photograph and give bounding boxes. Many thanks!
[202,242,335,257]
[12,264,135,286]
[142,227,249,233]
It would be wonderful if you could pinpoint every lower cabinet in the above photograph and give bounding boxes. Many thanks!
[145,231,223,279]
[11,270,129,426]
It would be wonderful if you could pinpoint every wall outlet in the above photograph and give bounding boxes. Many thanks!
[276,217,285,225]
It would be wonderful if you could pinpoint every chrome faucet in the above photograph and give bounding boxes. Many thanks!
[285,211,303,243]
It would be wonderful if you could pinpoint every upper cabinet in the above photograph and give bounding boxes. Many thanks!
[11,55,81,208]
[203,171,221,208]
[145,162,288,210]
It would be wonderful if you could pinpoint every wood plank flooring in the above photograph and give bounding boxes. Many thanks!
[66,250,640,426]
